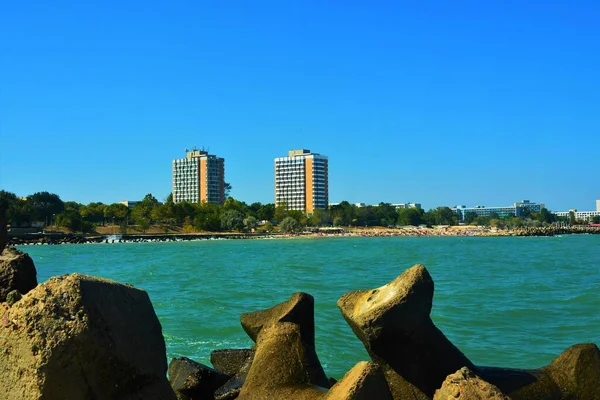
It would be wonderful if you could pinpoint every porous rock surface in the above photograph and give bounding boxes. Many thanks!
[338,264,477,399]
[169,357,230,400]
[211,348,255,377]
[238,322,392,399]
[479,343,600,399]
[0,273,176,399]
[434,367,510,399]
[240,292,330,388]
[212,348,255,400]
[0,246,38,302]
[214,354,254,400]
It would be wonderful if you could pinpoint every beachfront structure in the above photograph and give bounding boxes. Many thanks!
[119,201,140,209]
[554,209,600,222]
[453,200,544,223]
[597,199,600,212]
[172,148,225,204]
[275,149,328,214]
[392,202,422,210]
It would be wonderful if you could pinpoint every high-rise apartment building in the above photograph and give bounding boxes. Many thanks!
[274,149,328,214]
[172,149,225,204]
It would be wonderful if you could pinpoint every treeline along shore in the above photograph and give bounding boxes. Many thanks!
[7,225,600,246]
[2,190,599,241]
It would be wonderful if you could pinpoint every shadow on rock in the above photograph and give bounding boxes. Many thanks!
[338,264,476,398]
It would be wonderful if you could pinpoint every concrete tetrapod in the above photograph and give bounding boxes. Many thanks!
[434,367,510,399]
[337,264,477,399]
[479,343,600,399]
[238,322,393,400]
[168,357,231,400]
[240,292,330,388]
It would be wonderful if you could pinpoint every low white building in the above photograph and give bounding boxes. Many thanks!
[392,202,421,209]
[554,210,600,222]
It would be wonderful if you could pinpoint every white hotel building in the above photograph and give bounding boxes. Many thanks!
[172,149,225,205]
[274,149,328,214]
[553,200,600,222]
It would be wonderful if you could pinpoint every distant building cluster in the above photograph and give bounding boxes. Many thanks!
[162,147,598,221]
[168,148,329,214]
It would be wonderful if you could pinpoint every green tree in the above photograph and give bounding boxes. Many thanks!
[274,202,289,222]
[280,217,300,233]
[398,208,423,226]
[27,191,65,225]
[194,202,221,231]
[356,206,378,227]
[224,182,232,199]
[0,190,18,224]
[463,212,478,225]
[221,210,244,231]
[244,216,259,231]
[132,194,159,223]
[376,203,398,226]
[592,216,600,224]
[537,208,556,224]
[56,201,85,231]
[287,210,307,226]
[173,201,195,224]
[0,190,18,251]
[329,201,355,226]
[256,203,275,222]
[222,197,248,214]
[137,217,150,233]
[80,202,106,224]
[473,216,490,226]
[104,203,129,222]
[310,209,331,226]
[424,207,457,226]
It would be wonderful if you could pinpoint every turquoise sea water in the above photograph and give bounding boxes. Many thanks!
[19,235,600,378]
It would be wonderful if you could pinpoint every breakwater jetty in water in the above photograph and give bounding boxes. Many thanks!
[7,225,600,246]
[1,234,599,398]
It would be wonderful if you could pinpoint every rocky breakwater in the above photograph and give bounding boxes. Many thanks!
[171,264,600,400]
[0,244,176,399]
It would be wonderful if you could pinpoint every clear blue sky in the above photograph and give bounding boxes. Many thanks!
[1,1,598,211]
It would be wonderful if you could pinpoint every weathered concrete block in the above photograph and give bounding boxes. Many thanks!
[0,246,37,302]
[169,357,231,400]
[240,292,330,388]
[338,264,477,399]
[434,367,510,399]
[238,322,392,400]
[0,273,176,399]
[480,343,600,400]
[214,356,253,400]
[211,348,254,376]
[326,361,393,400]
